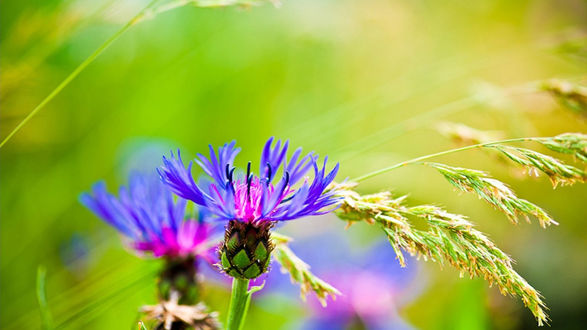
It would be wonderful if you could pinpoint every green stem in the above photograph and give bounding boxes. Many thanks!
[226,278,251,330]
[0,0,162,149]
[36,266,53,330]
[352,137,539,182]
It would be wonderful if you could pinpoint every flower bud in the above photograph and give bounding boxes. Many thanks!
[158,256,199,305]
[219,220,274,279]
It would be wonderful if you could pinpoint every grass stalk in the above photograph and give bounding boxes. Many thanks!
[0,0,162,149]
[352,137,536,182]
[36,266,53,330]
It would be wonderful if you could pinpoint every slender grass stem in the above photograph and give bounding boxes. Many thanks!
[36,266,53,330]
[226,278,251,330]
[0,0,162,149]
[335,76,582,162]
[352,137,537,182]
[150,1,190,15]
[53,269,155,328]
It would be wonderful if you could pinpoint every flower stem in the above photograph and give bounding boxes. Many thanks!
[226,278,251,330]
[0,0,162,149]
[352,137,539,182]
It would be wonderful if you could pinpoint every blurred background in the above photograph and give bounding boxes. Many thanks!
[1,0,586,329]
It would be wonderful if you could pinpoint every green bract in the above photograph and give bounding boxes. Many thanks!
[219,220,274,279]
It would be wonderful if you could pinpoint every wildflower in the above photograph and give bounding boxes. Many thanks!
[306,271,415,330]
[80,172,216,261]
[158,138,340,279]
[80,172,219,306]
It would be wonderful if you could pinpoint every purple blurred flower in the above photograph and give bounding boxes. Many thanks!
[59,233,91,276]
[303,239,420,330]
[80,172,217,261]
[158,137,340,223]
[255,230,422,329]
[305,270,415,330]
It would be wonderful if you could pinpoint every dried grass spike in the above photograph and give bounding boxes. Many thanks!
[335,184,549,325]
[424,163,557,228]
[490,145,586,187]
[271,235,341,306]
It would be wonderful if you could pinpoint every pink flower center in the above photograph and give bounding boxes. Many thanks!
[134,221,212,260]
[233,177,288,222]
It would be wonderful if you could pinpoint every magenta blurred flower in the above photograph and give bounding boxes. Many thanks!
[306,270,415,330]
[258,233,421,329]
[132,219,214,260]
[80,172,217,261]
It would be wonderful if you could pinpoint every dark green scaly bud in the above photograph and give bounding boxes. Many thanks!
[219,220,274,279]
[158,256,199,305]
[145,257,220,329]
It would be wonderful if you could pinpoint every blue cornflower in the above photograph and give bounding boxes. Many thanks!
[158,137,340,223]
[157,138,341,279]
[80,172,217,261]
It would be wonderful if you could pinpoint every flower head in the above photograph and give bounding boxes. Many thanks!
[158,138,341,279]
[158,137,340,223]
[80,172,216,261]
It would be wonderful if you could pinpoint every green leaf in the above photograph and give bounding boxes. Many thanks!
[248,281,265,295]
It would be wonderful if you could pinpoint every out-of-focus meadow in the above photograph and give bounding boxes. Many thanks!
[1,0,586,329]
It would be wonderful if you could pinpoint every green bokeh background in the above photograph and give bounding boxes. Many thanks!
[1,0,586,329]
